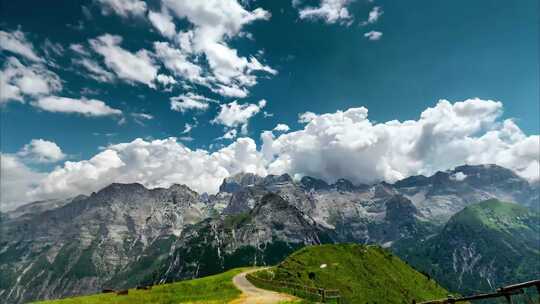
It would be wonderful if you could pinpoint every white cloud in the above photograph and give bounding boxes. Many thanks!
[131,112,153,120]
[364,30,383,41]
[451,172,467,181]
[148,10,176,39]
[156,74,177,86]
[153,41,203,83]
[362,6,383,25]
[97,0,147,18]
[298,0,354,25]
[131,112,153,126]
[0,30,43,62]
[18,139,65,163]
[159,0,276,97]
[32,96,123,117]
[0,57,62,104]
[262,98,539,183]
[273,123,290,132]
[42,39,65,58]
[0,154,46,211]
[213,99,266,127]
[90,34,158,87]
[72,57,115,83]
[298,111,318,123]
[182,122,195,134]
[30,137,267,199]
[212,83,249,98]
[5,98,538,206]
[69,43,90,56]
[170,92,213,112]
[219,129,238,140]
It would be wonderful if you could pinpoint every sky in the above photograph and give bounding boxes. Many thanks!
[1,0,539,210]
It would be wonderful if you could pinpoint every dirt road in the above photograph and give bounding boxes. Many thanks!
[229,268,298,304]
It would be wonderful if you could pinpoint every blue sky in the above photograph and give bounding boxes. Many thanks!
[1,0,539,209]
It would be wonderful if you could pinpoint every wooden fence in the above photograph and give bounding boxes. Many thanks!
[246,272,342,303]
[416,279,540,304]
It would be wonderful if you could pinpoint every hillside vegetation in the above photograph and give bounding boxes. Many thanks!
[33,268,246,304]
[249,244,449,303]
[401,199,540,294]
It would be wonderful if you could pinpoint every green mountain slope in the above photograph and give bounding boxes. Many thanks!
[401,199,540,294]
[249,244,449,303]
[33,268,247,304]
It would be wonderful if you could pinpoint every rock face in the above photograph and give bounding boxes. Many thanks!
[0,164,538,303]
[395,164,539,222]
[0,183,209,303]
[399,199,540,294]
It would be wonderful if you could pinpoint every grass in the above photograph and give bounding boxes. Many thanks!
[250,243,450,304]
[451,199,537,231]
[34,268,248,304]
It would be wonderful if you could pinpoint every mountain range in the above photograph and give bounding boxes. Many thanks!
[0,164,538,303]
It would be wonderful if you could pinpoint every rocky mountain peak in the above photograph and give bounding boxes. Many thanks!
[165,183,197,195]
[253,193,291,211]
[451,164,523,185]
[94,182,148,198]
[300,176,330,191]
[262,173,293,185]
[332,178,357,192]
[219,172,262,193]
[385,195,418,222]
[393,174,430,188]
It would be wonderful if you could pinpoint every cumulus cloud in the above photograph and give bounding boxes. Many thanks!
[148,10,176,39]
[156,0,276,97]
[18,139,65,163]
[262,98,539,183]
[153,41,204,83]
[156,74,177,86]
[273,123,290,132]
[90,34,158,87]
[170,93,213,112]
[97,0,147,18]
[32,96,122,117]
[0,154,46,211]
[364,30,383,41]
[298,111,318,123]
[30,137,267,199]
[298,0,355,25]
[0,57,62,104]
[0,30,43,62]
[4,98,538,206]
[213,99,266,127]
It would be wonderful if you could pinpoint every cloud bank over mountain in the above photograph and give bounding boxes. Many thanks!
[2,98,538,210]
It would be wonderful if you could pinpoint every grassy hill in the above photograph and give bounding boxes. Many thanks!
[400,199,540,294]
[249,243,449,303]
[33,268,247,304]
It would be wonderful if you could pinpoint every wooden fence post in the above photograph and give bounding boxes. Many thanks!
[319,288,325,302]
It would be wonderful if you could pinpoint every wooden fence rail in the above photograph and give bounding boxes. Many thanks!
[246,272,342,303]
[416,279,540,304]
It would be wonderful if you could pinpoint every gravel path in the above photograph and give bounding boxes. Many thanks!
[229,268,297,304]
